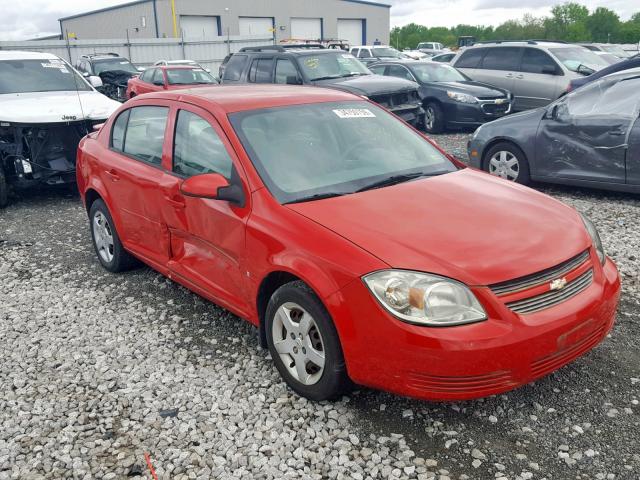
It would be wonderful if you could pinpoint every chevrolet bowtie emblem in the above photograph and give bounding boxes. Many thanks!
[550,277,568,291]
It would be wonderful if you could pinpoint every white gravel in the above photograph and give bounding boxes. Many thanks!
[1,132,639,479]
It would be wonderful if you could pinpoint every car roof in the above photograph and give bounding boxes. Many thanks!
[142,85,361,113]
[468,41,572,48]
[0,50,60,61]
[605,66,640,80]
[156,65,203,70]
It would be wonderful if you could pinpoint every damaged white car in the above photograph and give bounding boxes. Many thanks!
[0,51,121,207]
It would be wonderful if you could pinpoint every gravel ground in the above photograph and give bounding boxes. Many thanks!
[1,132,639,480]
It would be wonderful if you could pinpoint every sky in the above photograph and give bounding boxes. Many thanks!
[0,0,636,41]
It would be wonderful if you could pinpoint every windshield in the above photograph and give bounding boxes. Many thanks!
[372,47,405,58]
[299,53,370,81]
[166,68,217,85]
[0,59,92,94]
[411,63,467,82]
[550,47,609,74]
[600,45,630,58]
[230,101,456,204]
[93,58,139,75]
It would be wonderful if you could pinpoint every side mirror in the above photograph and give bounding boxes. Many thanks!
[205,68,211,73]
[137,66,146,72]
[546,104,560,120]
[88,76,103,88]
[180,172,244,206]
[286,75,303,85]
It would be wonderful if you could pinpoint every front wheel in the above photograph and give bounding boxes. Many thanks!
[484,142,530,185]
[266,281,350,401]
[423,102,445,134]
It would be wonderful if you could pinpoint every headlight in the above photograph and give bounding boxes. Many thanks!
[363,270,487,326]
[447,91,477,104]
[580,214,605,265]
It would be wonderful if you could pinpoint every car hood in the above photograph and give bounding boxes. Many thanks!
[287,169,590,286]
[313,74,417,96]
[0,91,121,124]
[424,81,508,97]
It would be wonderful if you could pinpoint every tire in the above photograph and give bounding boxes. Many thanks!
[423,102,445,134]
[0,168,8,209]
[88,199,138,272]
[266,280,350,401]
[483,141,531,185]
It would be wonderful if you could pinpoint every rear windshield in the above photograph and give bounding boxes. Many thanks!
[166,68,217,85]
[372,47,405,58]
[0,59,92,94]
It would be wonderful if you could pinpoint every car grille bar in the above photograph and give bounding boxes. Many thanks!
[490,250,590,296]
[505,269,594,315]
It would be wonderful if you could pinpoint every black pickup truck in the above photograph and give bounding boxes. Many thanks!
[220,45,424,127]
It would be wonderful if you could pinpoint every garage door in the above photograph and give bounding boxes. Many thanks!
[338,19,364,46]
[180,15,220,40]
[239,17,273,36]
[291,18,322,40]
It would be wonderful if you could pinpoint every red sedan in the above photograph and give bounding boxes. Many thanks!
[126,65,217,99]
[76,85,620,401]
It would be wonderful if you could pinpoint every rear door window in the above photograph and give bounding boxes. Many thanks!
[455,48,486,69]
[520,48,560,74]
[248,58,274,83]
[120,106,169,166]
[151,69,164,85]
[222,54,248,81]
[481,47,522,71]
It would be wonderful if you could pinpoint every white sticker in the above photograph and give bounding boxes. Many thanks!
[120,61,129,64]
[333,109,376,119]
[42,62,67,70]
[342,54,354,58]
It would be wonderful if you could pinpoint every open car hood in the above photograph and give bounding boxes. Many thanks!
[0,90,121,124]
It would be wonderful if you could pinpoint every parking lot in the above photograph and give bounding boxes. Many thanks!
[1,132,639,480]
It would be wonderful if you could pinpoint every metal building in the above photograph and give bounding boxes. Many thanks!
[59,0,390,46]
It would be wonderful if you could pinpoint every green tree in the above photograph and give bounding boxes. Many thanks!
[586,7,621,42]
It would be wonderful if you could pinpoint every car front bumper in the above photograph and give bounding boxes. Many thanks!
[390,104,425,127]
[444,100,511,129]
[327,253,620,401]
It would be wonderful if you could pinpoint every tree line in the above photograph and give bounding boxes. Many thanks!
[390,2,640,49]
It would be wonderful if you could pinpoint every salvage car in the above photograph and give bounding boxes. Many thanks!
[369,60,512,133]
[452,41,609,110]
[0,51,120,208]
[568,53,640,92]
[75,53,142,102]
[468,69,640,191]
[221,46,424,127]
[127,65,218,98]
[77,85,620,402]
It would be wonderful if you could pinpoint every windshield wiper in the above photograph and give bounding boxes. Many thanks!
[356,171,449,193]
[312,75,343,81]
[340,72,367,78]
[284,192,346,204]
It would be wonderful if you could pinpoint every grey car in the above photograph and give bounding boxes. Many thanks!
[467,69,640,192]
[452,41,610,111]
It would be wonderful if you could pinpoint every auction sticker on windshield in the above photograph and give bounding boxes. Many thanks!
[333,109,376,119]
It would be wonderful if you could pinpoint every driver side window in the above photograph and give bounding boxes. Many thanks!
[173,110,233,179]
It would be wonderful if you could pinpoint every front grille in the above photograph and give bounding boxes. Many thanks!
[370,90,419,110]
[477,95,504,100]
[506,269,594,315]
[407,370,517,395]
[481,103,510,115]
[490,250,590,296]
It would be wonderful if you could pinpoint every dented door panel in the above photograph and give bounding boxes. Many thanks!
[625,118,640,185]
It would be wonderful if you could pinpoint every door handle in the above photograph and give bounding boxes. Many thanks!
[105,169,120,181]
[515,74,524,79]
[165,196,186,209]
[505,73,513,78]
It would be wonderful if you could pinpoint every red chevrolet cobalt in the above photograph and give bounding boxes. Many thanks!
[76,85,620,401]
[126,65,217,99]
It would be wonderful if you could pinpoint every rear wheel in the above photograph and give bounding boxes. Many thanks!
[266,281,350,401]
[424,102,445,134]
[0,168,7,208]
[89,199,138,272]
[484,142,530,185]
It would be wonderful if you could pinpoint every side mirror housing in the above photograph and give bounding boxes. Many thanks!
[88,76,103,88]
[180,173,245,206]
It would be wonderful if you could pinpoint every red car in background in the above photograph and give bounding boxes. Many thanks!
[76,85,620,402]
[126,65,217,99]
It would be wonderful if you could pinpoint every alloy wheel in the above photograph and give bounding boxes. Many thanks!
[93,211,114,263]
[489,150,520,181]
[271,302,326,386]
[425,107,435,130]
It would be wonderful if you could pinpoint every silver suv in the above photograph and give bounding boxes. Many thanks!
[451,41,610,111]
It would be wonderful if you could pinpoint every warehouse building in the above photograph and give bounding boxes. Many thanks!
[59,0,390,46]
